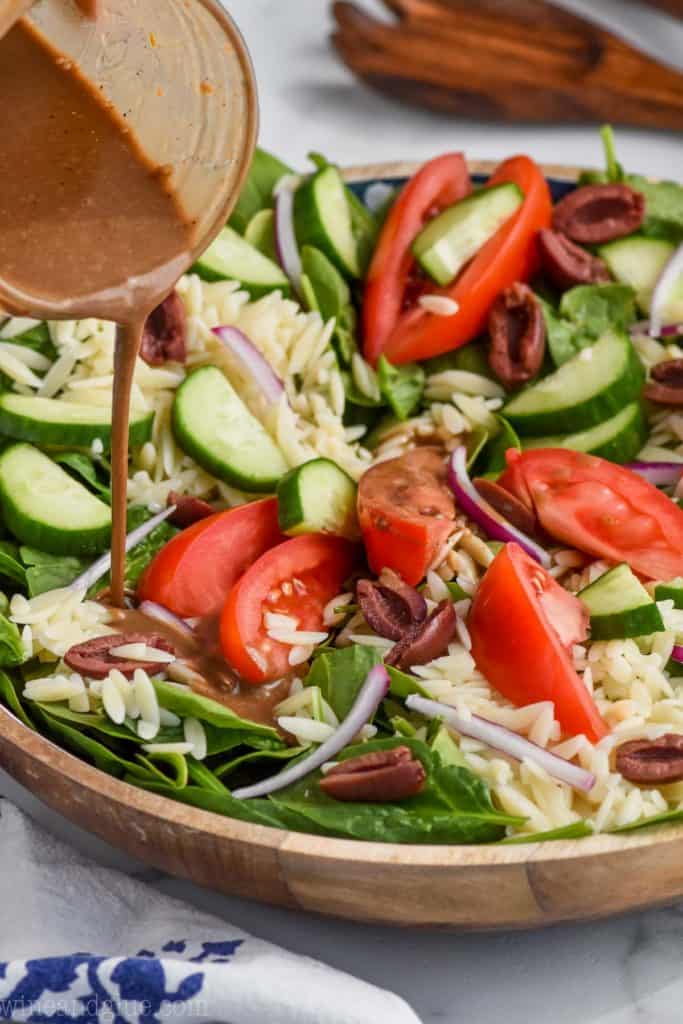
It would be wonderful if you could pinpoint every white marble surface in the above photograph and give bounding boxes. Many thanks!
[2,2,683,1022]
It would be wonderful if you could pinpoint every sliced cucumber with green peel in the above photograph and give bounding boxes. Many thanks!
[412,183,524,287]
[0,443,111,555]
[172,366,288,492]
[655,578,683,609]
[597,236,675,315]
[294,166,361,279]
[192,226,289,299]
[503,329,644,436]
[579,563,664,640]
[277,458,358,539]
[244,209,277,261]
[0,394,152,451]
[522,402,646,464]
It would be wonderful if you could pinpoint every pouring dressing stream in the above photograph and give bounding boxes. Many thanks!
[0,0,256,610]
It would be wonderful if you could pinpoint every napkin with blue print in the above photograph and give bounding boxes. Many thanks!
[0,800,421,1024]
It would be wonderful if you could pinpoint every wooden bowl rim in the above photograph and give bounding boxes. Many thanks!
[3,157,678,873]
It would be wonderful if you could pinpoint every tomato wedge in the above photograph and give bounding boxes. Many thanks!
[138,498,283,618]
[363,153,471,367]
[357,447,455,586]
[378,156,552,366]
[220,534,359,684]
[499,449,683,581]
[468,543,605,742]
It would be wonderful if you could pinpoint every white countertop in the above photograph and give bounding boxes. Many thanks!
[2,2,682,1022]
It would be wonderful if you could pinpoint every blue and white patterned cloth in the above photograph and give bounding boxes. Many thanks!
[0,801,421,1024]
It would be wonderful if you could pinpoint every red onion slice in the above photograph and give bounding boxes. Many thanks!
[274,180,303,296]
[626,461,683,486]
[232,665,390,799]
[138,600,195,638]
[406,695,596,793]
[671,646,683,665]
[650,244,683,340]
[448,447,551,569]
[69,506,177,595]
[631,320,683,339]
[212,326,284,407]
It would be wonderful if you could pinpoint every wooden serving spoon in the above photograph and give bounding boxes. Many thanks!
[331,0,683,129]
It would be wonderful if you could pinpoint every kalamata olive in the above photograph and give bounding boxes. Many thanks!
[64,632,174,679]
[140,290,187,366]
[488,282,545,390]
[644,359,683,406]
[167,491,215,529]
[386,600,457,671]
[320,746,426,802]
[552,184,645,245]
[537,229,612,290]
[616,734,683,784]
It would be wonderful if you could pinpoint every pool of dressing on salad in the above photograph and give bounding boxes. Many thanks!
[0,5,279,719]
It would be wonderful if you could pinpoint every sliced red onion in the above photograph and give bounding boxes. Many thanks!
[630,320,683,339]
[69,506,177,594]
[212,326,284,407]
[626,461,683,486]
[274,181,303,296]
[138,600,194,638]
[671,646,683,665]
[650,243,683,340]
[406,695,595,793]
[448,447,551,569]
[232,665,390,799]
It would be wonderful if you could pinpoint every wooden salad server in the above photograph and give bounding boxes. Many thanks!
[331,0,683,129]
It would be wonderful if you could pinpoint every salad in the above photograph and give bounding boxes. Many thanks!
[1,127,683,845]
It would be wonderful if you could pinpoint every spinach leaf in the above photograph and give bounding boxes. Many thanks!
[385,665,430,700]
[559,283,636,338]
[33,702,140,742]
[481,416,521,475]
[34,706,155,780]
[304,644,382,720]
[1,321,57,358]
[270,737,521,844]
[541,284,637,367]
[340,369,384,409]
[0,541,27,589]
[0,668,34,728]
[377,355,425,421]
[135,751,188,790]
[501,821,593,843]
[300,245,358,366]
[187,760,232,795]
[152,678,280,740]
[213,744,306,781]
[228,147,293,234]
[20,547,86,597]
[0,613,26,667]
[244,209,277,260]
[54,452,111,503]
[85,506,178,595]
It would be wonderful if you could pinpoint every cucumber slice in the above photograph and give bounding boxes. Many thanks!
[412,184,524,287]
[0,394,152,451]
[522,402,646,464]
[655,578,683,609]
[294,166,360,279]
[277,458,358,539]
[597,236,675,315]
[579,563,664,640]
[172,366,288,492]
[192,226,289,299]
[503,329,644,436]
[244,209,277,261]
[0,443,111,555]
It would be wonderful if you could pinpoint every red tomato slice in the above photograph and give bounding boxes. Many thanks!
[380,156,552,365]
[138,498,283,618]
[468,543,605,742]
[363,153,471,367]
[499,449,683,581]
[220,534,359,685]
[357,447,456,586]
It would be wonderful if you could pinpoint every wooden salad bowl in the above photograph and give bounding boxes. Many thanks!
[2,161,683,930]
